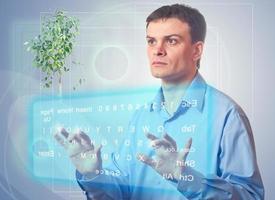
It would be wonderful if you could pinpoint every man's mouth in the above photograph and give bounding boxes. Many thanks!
[152,61,168,66]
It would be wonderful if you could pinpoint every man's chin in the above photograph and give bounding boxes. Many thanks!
[151,71,165,79]
[152,74,163,80]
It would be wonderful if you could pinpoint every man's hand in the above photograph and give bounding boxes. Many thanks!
[137,132,192,182]
[54,128,102,177]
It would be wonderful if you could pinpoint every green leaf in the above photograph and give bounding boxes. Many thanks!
[65,47,70,53]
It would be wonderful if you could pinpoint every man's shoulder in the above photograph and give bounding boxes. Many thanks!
[205,84,246,116]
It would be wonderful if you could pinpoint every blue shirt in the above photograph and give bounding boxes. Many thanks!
[76,72,264,200]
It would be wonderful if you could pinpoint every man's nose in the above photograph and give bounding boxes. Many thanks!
[154,42,166,56]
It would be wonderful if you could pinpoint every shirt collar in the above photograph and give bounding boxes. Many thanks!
[150,72,207,112]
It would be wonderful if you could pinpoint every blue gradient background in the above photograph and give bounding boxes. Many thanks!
[0,0,274,199]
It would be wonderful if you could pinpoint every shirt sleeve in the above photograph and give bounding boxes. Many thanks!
[76,168,130,200]
[176,106,264,199]
[75,110,142,200]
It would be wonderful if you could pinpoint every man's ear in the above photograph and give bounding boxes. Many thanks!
[192,41,204,63]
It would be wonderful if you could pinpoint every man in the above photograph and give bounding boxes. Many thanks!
[54,4,264,199]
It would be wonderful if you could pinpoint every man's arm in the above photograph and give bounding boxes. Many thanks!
[176,107,264,199]
[137,106,264,199]
[76,165,130,200]
[54,128,131,200]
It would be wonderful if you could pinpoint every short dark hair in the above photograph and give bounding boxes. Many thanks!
[146,4,206,68]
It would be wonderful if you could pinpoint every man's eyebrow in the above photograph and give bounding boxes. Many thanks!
[146,35,154,39]
[164,34,183,39]
[146,34,183,39]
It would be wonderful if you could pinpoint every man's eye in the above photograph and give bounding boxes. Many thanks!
[147,39,156,46]
[167,39,178,45]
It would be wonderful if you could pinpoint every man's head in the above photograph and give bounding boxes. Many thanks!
[146,4,206,84]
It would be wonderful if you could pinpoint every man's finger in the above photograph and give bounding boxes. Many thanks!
[77,131,94,149]
[67,132,82,144]
[179,138,192,161]
[146,132,159,141]
[136,153,157,168]
[54,133,66,146]
[54,128,69,146]
[151,139,171,149]
[60,128,69,138]
[94,144,102,160]
[163,133,177,150]
[78,131,91,143]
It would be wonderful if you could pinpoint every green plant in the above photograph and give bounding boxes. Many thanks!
[25,10,81,95]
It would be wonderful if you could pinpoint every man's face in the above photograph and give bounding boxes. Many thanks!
[146,18,200,84]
